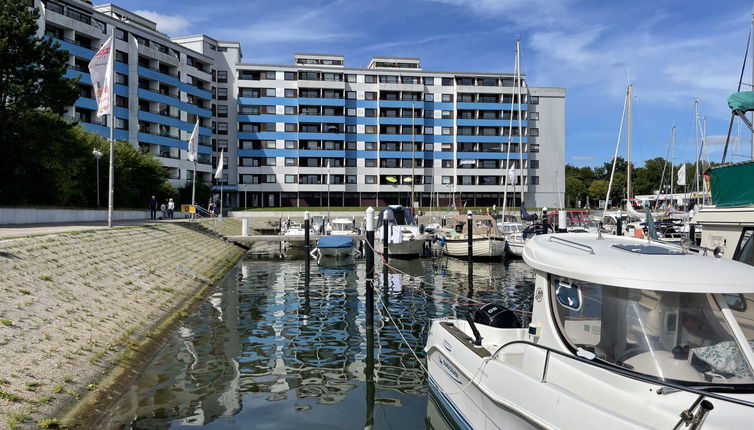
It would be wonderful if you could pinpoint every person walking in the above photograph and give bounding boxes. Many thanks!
[149,195,157,220]
[167,198,175,219]
[160,201,167,219]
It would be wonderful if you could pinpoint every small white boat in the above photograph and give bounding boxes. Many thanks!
[311,235,355,265]
[441,214,505,258]
[283,222,315,248]
[329,217,358,236]
[425,233,754,429]
[498,221,525,257]
[375,205,425,259]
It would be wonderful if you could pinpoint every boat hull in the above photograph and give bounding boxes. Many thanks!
[443,237,505,258]
[376,238,425,258]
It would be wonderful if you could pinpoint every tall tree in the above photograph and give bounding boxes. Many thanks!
[0,0,80,204]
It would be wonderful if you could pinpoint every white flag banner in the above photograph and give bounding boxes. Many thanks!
[214,149,224,179]
[677,164,686,186]
[507,167,517,184]
[187,119,199,162]
[88,36,114,118]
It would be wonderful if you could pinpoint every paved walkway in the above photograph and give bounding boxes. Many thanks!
[0,218,187,239]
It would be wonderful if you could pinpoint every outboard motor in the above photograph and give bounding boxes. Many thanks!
[474,303,522,329]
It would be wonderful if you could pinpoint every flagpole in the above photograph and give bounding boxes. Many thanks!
[107,52,115,228]
[191,160,197,218]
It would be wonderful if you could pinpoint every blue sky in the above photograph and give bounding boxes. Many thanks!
[121,0,754,167]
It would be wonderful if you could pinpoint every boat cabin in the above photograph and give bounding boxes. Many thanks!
[449,214,501,237]
[525,234,754,387]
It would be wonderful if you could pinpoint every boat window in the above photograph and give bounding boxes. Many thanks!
[551,277,754,385]
[554,280,581,311]
[734,229,754,267]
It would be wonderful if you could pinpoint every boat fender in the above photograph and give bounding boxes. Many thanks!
[419,224,425,234]
[474,303,522,329]
[635,227,644,239]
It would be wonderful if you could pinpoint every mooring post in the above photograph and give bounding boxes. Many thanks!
[467,210,473,279]
[689,223,697,245]
[542,207,549,233]
[304,211,311,273]
[382,210,389,264]
[558,210,567,233]
[616,209,623,236]
[241,217,249,236]
[365,207,375,328]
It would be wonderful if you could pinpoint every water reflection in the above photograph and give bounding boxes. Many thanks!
[104,254,534,429]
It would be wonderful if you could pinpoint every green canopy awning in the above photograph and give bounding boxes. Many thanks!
[728,91,754,112]
[710,161,754,207]
[386,176,397,183]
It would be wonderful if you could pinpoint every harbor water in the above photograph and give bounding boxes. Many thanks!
[103,246,535,429]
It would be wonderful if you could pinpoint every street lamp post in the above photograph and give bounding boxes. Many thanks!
[92,149,102,208]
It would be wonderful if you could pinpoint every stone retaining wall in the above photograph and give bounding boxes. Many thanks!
[0,208,149,225]
[0,223,246,429]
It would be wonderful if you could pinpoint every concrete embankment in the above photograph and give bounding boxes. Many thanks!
[0,220,246,429]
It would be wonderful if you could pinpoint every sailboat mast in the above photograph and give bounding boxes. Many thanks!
[516,40,524,207]
[411,102,415,210]
[751,11,754,158]
[694,99,700,207]
[627,84,633,203]
[670,126,675,203]
[502,41,518,219]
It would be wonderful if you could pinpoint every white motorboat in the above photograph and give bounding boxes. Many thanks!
[282,222,315,248]
[498,222,525,257]
[425,233,754,429]
[375,205,425,259]
[441,214,505,258]
[329,217,358,236]
[311,235,355,265]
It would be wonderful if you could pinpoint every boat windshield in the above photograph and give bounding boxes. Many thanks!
[500,223,523,234]
[552,277,754,386]
[332,222,352,232]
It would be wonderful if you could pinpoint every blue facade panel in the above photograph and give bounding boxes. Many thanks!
[345,100,378,108]
[81,122,129,140]
[456,119,528,127]
[378,100,423,109]
[137,89,211,117]
[238,97,298,106]
[423,102,454,110]
[456,135,527,143]
[298,98,345,107]
[138,132,187,149]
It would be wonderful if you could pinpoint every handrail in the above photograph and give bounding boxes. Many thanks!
[547,235,595,254]
[493,340,754,408]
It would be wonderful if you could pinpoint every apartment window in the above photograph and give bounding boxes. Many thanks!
[217,88,228,100]
[264,88,276,97]
[530,160,539,169]
[346,91,357,100]
[439,110,452,119]
[529,128,539,137]
[441,143,453,152]
[263,175,276,183]
[115,118,128,129]
[345,74,357,83]
[530,176,539,185]
[441,176,453,184]
[364,75,377,83]
[364,92,377,100]
[529,112,539,120]
[441,77,453,86]
[217,70,228,83]
[424,93,434,102]
[346,141,357,150]
[285,175,297,183]
[441,127,453,135]
[344,125,355,133]
[346,108,357,116]
[424,176,433,184]
[441,94,453,102]
[115,50,128,63]
[285,123,297,132]
[215,105,228,118]
[346,175,357,184]
[346,158,357,167]
[530,144,540,153]
[365,108,376,117]
[217,122,228,134]
[216,139,228,149]
[285,88,297,98]
[365,175,377,184]
[424,126,434,135]
[115,73,127,85]
[285,158,297,166]
[115,28,127,41]
[365,125,377,134]
[365,142,376,150]
[441,159,452,168]
[365,159,377,167]
[284,72,296,80]
[424,143,434,151]
[264,71,276,80]
[424,77,434,85]
[285,106,297,115]
[262,140,277,149]
[264,157,276,166]
[530,96,539,104]
[285,140,297,149]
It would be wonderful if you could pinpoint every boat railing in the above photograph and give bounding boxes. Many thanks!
[547,235,595,254]
[495,340,754,409]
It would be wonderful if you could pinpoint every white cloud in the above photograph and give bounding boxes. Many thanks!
[425,0,574,29]
[134,10,191,35]
[213,9,353,44]
[571,156,597,161]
